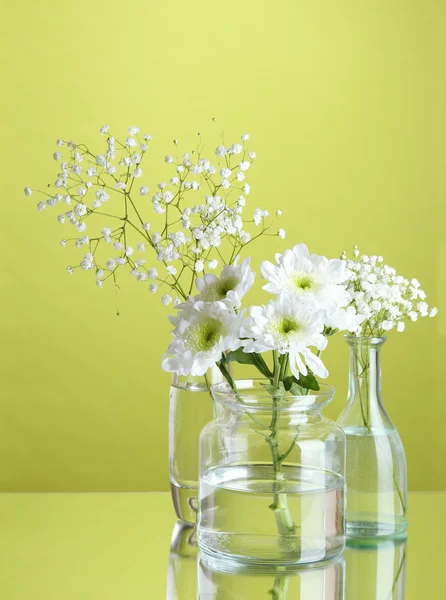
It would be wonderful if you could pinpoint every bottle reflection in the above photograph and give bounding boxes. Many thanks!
[166,521,199,599]
[344,536,407,600]
[197,553,345,599]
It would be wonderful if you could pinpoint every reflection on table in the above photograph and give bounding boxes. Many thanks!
[167,522,407,599]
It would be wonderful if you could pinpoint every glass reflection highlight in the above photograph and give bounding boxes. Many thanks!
[344,536,407,600]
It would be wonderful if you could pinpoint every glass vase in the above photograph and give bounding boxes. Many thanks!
[337,336,408,539]
[166,521,198,599]
[198,379,346,566]
[198,552,345,599]
[345,536,407,599]
[169,366,224,524]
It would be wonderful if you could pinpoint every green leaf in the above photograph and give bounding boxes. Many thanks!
[226,348,258,365]
[226,349,273,379]
[282,372,320,393]
[298,371,320,391]
[260,382,286,397]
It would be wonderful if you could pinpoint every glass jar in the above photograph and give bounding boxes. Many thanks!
[198,379,346,565]
[198,552,345,599]
[169,366,224,524]
[337,336,408,539]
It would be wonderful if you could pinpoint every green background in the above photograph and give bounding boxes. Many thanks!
[0,0,444,492]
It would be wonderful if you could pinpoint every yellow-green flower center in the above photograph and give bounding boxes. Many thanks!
[201,276,240,301]
[185,318,224,352]
[291,274,314,291]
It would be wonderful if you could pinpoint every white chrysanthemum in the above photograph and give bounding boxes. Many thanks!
[241,295,329,379]
[162,302,244,376]
[195,258,255,309]
[261,243,360,332]
[261,243,350,300]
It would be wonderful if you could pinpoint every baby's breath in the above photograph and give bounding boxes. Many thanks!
[26,126,285,303]
[343,246,437,337]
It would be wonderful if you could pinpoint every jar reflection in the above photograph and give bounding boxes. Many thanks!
[197,552,345,599]
[344,536,407,600]
[166,521,198,599]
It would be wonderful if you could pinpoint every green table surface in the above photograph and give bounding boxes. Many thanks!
[0,492,444,599]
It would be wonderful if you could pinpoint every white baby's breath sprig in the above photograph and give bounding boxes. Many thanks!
[343,246,438,337]
[26,125,285,305]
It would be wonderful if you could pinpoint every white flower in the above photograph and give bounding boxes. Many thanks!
[128,126,139,135]
[215,145,226,157]
[165,155,174,163]
[67,266,74,274]
[80,254,94,271]
[149,283,158,293]
[167,266,177,275]
[37,201,46,211]
[261,242,351,301]
[248,151,256,160]
[142,222,151,231]
[148,268,158,279]
[397,322,405,332]
[278,229,286,239]
[276,209,282,216]
[100,125,109,134]
[430,307,438,318]
[60,239,67,247]
[53,152,61,161]
[220,167,231,179]
[162,294,172,306]
[164,191,174,203]
[126,137,137,148]
[241,295,328,380]
[208,259,218,270]
[125,246,134,257]
[240,232,251,243]
[195,260,204,273]
[106,259,115,270]
[137,242,145,252]
[196,257,255,309]
[162,302,244,376]
[24,187,32,197]
[243,183,250,195]
[229,144,243,155]
[115,182,126,190]
[133,168,143,178]
[152,232,162,244]
[74,203,87,217]
[239,161,250,171]
[56,139,64,146]
[241,133,250,141]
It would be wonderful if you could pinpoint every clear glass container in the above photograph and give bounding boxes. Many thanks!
[344,536,407,599]
[198,552,345,599]
[198,379,346,565]
[166,521,198,599]
[337,336,408,539]
[169,366,224,524]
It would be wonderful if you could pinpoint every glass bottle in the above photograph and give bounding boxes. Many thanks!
[198,379,346,565]
[338,336,408,539]
[344,536,407,599]
[169,366,224,524]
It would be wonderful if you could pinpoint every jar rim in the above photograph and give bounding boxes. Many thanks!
[210,378,335,412]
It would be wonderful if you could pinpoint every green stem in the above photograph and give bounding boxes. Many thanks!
[268,574,290,599]
[265,352,296,536]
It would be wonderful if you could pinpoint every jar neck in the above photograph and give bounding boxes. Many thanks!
[345,336,389,428]
[214,402,325,426]
[172,364,226,390]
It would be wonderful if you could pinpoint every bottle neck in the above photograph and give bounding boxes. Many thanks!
[346,336,389,430]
